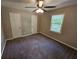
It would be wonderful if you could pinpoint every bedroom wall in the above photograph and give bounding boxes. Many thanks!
[39,5,77,48]
[1,7,12,39]
[1,5,77,49]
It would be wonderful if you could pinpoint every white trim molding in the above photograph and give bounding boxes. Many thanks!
[7,33,38,40]
[1,40,7,57]
[40,32,77,51]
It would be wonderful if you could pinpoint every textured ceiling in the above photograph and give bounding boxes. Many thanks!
[1,0,77,12]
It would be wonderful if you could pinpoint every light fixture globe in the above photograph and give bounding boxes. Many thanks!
[35,8,44,13]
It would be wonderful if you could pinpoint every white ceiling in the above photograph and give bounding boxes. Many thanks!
[1,0,77,12]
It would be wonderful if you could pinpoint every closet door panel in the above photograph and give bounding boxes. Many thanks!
[21,14,32,35]
[9,12,22,38]
[31,15,37,34]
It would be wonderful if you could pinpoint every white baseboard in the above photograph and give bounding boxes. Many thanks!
[40,32,77,50]
[7,33,39,40]
[6,32,77,50]
[1,40,7,57]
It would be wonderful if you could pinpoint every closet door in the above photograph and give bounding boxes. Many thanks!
[9,12,22,38]
[21,14,32,35]
[21,14,37,35]
[31,15,37,34]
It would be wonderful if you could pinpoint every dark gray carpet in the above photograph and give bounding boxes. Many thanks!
[2,33,77,59]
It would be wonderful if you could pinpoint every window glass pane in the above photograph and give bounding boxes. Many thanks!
[50,14,64,33]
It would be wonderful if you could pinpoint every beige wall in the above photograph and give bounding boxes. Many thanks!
[1,7,12,39]
[2,5,77,48]
[38,5,77,48]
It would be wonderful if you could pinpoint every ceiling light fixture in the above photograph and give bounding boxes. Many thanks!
[35,8,44,13]
[25,0,56,13]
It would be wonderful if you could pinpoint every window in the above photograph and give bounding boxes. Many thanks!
[50,14,64,33]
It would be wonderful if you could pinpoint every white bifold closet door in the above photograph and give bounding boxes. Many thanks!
[31,15,37,34]
[9,12,22,38]
[21,14,32,35]
[9,12,37,38]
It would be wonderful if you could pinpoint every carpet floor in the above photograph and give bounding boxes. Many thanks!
[2,33,77,59]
